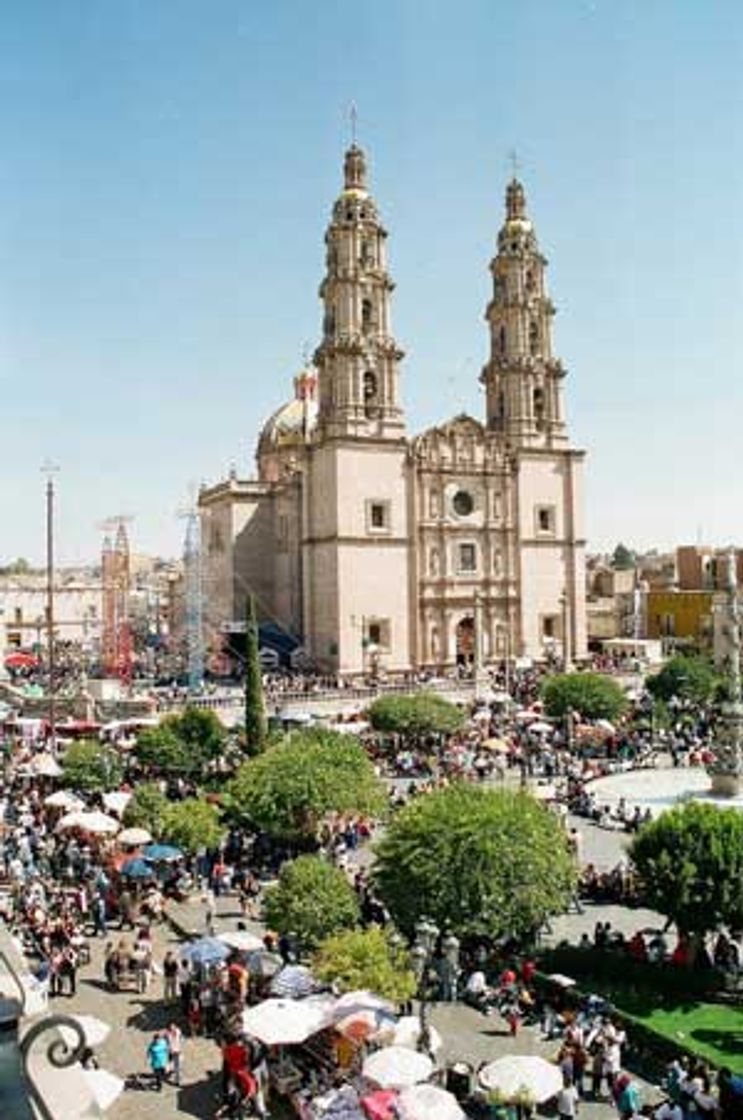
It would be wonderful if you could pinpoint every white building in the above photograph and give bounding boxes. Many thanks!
[200,146,587,675]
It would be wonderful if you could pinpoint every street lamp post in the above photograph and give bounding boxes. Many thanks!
[42,464,59,750]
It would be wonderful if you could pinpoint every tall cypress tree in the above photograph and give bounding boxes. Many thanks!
[244,594,267,753]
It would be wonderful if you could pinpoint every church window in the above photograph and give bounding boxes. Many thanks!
[367,618,390,649]
[525,269,535,292]
[498,325,506,354]
[367,499,390,533]
[324,308,335,338]
[363,370,377,399]
[457,542,477,573]
[535,505,556,535]
[14,607,22,626]
[542,616,556,639]
[529,321,540,356]
[362,298,374,333]
[360,239,374,267]
[533,386,546,429]
[452,489,474,517]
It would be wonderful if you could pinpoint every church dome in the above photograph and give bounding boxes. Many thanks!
[258,366,319,452]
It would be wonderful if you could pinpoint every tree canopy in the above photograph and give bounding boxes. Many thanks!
[540,672,628,721]
[313,926,417,1004]
[60,741,123,792]
[244,595,267,754]
[134,707,225,777]
[160,797,224,854]
[612,543,636,570]
[263,855,360,948]
[374,784,576,940]
[226,729,386,841]
[368,693,465,740]
[121,782,168,838]
[629,801,743,940]
[646,655,720,705]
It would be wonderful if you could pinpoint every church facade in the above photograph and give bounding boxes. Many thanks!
[199,145,587,675]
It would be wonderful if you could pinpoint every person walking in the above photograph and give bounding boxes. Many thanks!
[146,1032,170,1092]
[166,1022,183,1087]
[163,951,178,1001]
[558,1076,580,1120]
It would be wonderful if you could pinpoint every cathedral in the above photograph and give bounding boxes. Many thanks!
[199,144,587,675]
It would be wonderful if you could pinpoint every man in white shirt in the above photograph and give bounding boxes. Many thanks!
[557,1080,580,1120]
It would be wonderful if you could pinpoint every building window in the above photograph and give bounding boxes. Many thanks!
[535,505,556,536]
[529,321,540,355]
[362,298,373,333]
[542,615,557,639]
[457,542,477,573]
[366,618,390,649]
[498,325,506,354]
[366,500,391,533]
[533,386,545,430]
[14,608,22,626]
[452,489,474,517]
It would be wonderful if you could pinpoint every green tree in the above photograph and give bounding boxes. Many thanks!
[160,797,225,854]
[244,595,267,754]
[612,543,636,570]
[134,707,226,777]
[374,784,576,940]
[540,672,628,721]
[646,655,720,705]
[264,855,359,948]
[313,926,417,1004]
[368,693,465,740]
[61,741,123,792]
[122,782,168,838]
[226,729,386,842]
[630,801,743,946]
[134,725,190,774]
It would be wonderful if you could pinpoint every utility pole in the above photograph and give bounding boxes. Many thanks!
[42,462,59,749]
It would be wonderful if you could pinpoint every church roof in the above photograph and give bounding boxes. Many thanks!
[258,367,319,452]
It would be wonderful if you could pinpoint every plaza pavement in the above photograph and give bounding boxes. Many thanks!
[46,816,664,1119]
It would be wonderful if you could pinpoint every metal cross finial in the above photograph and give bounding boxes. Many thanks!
[508,149,520,180]
[350,102,358,145]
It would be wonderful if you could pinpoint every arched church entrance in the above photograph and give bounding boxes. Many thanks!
[455,616,475,665]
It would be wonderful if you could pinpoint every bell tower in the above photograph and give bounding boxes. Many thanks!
[314,145,405,440]
[481,178,568,448]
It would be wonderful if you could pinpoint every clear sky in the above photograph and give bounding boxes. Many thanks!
[2,0,743,565]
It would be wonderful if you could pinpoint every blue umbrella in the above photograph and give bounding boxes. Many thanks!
[120,858,155,880]
[270,964,317,998]
[181,938,230,966]
[143,844,183,862]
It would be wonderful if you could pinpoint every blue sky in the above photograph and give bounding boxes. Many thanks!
[2,0,743,564]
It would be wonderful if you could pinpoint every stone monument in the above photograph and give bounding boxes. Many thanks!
[709,549,743,797]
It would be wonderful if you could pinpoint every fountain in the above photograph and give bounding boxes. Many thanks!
[587,548,743,817]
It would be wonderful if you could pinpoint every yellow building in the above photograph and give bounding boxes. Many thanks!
[645,589,713,651]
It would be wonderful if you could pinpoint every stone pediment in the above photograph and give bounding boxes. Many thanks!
[413,413,485,446]
[411,413,503,470]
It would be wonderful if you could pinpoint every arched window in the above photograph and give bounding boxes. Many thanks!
[363,370,378,417]
[529,321,540,356]
[360,239,374,267]
[533,386,546,430]
[498,325,506,354]
[324,308,336,338]
[525,269,535,292]
[361,298,374,333]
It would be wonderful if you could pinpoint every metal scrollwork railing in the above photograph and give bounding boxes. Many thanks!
[19,1014,87,1120]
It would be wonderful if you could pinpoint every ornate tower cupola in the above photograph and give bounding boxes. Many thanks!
[314,145,405,440]
[481,178,568,447]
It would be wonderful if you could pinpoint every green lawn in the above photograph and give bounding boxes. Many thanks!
[632,1002,743,1073]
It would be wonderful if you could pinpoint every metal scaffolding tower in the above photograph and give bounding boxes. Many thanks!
[182,509,204,691]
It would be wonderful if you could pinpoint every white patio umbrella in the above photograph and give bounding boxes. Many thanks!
[398,1084,464,1120]
[529,721,554,735]
[478,1056,562,1103]
[32,753,63,777]
[83,1068,125,1114]
[392,1015,443,1053]
[218,929,265,953]
[102,791,131,816]
[332,990,395,1017]
[44,790,84,810]
[56,810,120,835]
[117,826,152,846]
[362,1045,434,1089]
[241,996,336,1045]
[59,1014,111,1050]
